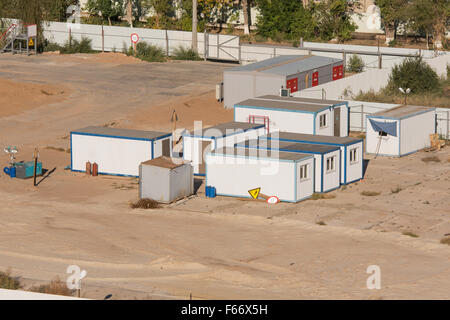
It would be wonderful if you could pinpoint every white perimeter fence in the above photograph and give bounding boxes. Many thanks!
[347,101,449,139]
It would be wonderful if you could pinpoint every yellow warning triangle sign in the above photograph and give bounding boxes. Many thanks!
[248,187,261,199]
[28,38,34,47]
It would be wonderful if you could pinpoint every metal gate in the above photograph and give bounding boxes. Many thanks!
[205,33,240,62]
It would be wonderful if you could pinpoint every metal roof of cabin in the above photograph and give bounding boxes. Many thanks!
[71,126,170,140]
[370,105,435,119]
[184,122,264,138]
[226,55,342,76]
[261,132,363,146]
[236,139,340,154]
[209,147,313,162]
[235,95,344,113]
[141,156,190,169]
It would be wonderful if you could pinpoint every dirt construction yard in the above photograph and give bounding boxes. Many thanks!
[0,52,448,300]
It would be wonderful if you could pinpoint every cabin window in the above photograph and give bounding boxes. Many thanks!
[319,114,327,128]
[326,156,336,173]
[300,164,309,180]
[378,131,388,137]
[349,148,358,164]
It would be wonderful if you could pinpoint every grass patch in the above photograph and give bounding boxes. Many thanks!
[40,90,53,96]
[440,237,450,245]
[29,277,73,296]
[0,269,21,290]
[130,198,160,209]
[171,46,202,61]
[391,186,402,194]
[422,156,441,163]
[361,191,381,196]
[132,42,166,62]
[310,193,336,200]
[45,146,67,153]
[402,231,419,238]
[60,37,94,54]
[316,221,326,226]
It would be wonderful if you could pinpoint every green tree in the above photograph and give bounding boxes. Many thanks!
[375,0,409,44]
[386,56,440,95]
[86,0,124,25]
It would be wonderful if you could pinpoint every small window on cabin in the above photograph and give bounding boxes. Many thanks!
[378,131,388,137]
[326,156,336,173]
[319,114,327,128]
[300,164,309,181]
[349,148,358,164]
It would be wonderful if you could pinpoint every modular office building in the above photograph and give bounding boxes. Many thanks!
[260,132,363,185]
[183,121,266,175]
[366,105,436,157]
[71,126,172,177]
[205,147,314,203]
[234,95,349,137]
[223,55,344,108]
[236,139,341,193]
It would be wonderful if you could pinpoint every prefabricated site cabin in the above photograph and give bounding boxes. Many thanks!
[236,139,341,193]
[139,157,193,203]
[182,121,266,176]
[223,55,344,108]
[234,95,349,137]
[71,126,172,177]
[205,147,315,203]
[366,105,436,157]
[260,132,364,185]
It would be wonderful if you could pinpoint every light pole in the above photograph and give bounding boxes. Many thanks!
[399,87,411,105]
[192,0,198,53]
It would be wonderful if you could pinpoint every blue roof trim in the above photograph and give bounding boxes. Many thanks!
[367,108,435,121]
[205,151,314,163]
[182,124,265,139]
[70,169,138,178]
[70,131,171,142]
[236,143,340,154]
[262,136,364,147]
[235,104,317,114]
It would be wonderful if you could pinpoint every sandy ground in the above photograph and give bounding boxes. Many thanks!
[0,52,448,300]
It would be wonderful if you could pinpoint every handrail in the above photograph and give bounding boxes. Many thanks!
[0,24,17,41]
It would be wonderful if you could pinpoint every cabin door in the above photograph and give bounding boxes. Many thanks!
[334,107,341,137]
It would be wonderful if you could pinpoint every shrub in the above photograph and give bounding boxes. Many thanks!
[390,186,402,194]
[440,237,450,245]
[130,198,160,209]
[402,231,419,238]
[171,46,202,61]
[0,269,21,290]
[386,56,440,95]
[311,193,336,200]
[60,37,94,54]
[135,42,166,62]
[316,221,326,226]
[43,40,62,52]
[361,191,381,196]
[421,156,440,163]
[29,277,73,296]
[347,54,364,73]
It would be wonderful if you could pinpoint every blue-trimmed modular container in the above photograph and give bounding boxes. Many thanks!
[223,55,344,108]
[182,121,266,176]
[205,147,315,203]
[366,105,436,157]
[71,126,172,177]
[236,139,341,193]
[234,95,349,137]
[260,132,363,185]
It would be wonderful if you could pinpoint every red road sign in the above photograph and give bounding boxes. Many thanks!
[130,33,139,44]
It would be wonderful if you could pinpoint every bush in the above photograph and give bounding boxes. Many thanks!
[171,46,202,61]
[43,40,62,52]
[29,277,73,296]
[135,42,166,62]
[60,37,94,54]
[361,191,381,196]
[130,198,160,209]
[386,56,440,95]
[0,269,21,290]
[440,237,450,245]
[347,54,364,73]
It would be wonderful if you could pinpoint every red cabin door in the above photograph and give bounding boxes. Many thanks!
[332,66,338,80]
[286,77,298,93]
[312,71,319,87]
[338,65,344,79]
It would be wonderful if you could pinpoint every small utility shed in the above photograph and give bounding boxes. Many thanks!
[236,139,341,193]
[205,147,314,203]
[260,132,363,185]
[366,105,436,157]
[224,55,344,108]
[234,95,349,137]
[183,121,266,176]
[71,126,172,177]
[139,157,193,203]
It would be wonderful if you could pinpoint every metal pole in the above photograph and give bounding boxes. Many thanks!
[447,111,449,139]
[102,25,104,52]
[33,148,38,187]
[238,36,241,64]
[165,29,169,57]
[361,105,364,131]
[203,30,207,61]
[217,34,219,59]
[378,53,382,69]
[192,0,198,53]
[342,50,346,75]
[273,47,276,57]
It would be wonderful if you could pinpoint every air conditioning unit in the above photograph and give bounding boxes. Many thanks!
[216,82,224,102]
[279,88,291,97]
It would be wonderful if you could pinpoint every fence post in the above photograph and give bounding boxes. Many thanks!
[447,111,449,139]
[342,50,346,75]
[102,25,104,52]
[165,29,169,57]
[217,34,219,59]
[238,36,241,64]
[203,30,207,61]
[378,53,382,69]
[273,47,276,57]
[361,105,364,131]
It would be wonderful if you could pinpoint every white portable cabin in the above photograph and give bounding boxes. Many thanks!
[260,132,364,185]
[71,126,172,177]
[236,139,341,193]
[366,105,436,157]
[139,157,193,203]
[223,55,344,108]
[182,121,266,176]
[205,147,315,203]
[234,95,349,137]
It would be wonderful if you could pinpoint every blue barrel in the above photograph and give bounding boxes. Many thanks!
[205,186,210,198]
[210,186,216,198]
[3,166,16,178]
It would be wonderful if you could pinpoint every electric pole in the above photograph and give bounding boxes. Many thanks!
[192,0,198,52]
